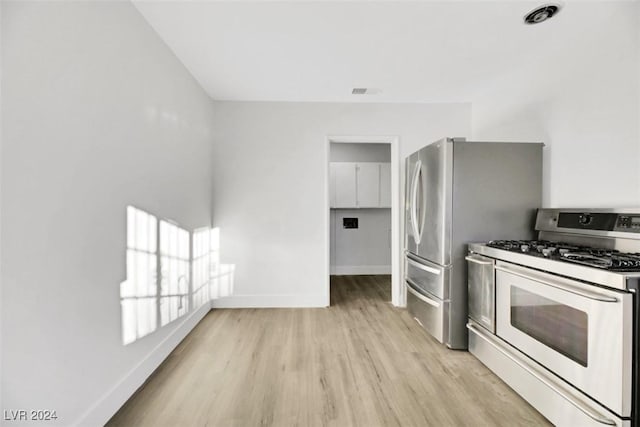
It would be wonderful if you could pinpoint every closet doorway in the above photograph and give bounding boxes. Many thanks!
[324,136,401,307]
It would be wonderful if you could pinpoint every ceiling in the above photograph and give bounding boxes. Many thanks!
[133,0,639,103]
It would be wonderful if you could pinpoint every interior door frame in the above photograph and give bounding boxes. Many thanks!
[324,135,402,307]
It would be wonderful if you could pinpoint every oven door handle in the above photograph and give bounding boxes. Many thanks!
[467,323,617,426]
[465,255,494,266]
[495,264,618,303]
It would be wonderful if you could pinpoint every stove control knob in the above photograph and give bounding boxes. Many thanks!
[520,244,530,252]
[542,248,556,257]
[579,214,592,226]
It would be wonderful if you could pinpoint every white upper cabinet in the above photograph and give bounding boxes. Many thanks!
[379,162,391,208]
[356,163,380,207]
[331,163,357,208]
[330,162,391,208]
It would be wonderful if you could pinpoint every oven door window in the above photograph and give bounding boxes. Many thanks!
[510,286,588,367]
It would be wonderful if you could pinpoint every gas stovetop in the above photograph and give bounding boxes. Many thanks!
[487,240,640,271]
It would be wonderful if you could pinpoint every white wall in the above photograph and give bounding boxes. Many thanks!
[330,209,391,275]
[210,101,470,307]
[471,2,640,208]
[1,2,214,425]
[330,142,390,162]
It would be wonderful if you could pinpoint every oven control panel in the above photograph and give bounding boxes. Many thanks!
[615,215,640,232]
[553,212,640,233]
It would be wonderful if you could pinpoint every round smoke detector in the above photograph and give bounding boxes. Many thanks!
[524,4,561,24]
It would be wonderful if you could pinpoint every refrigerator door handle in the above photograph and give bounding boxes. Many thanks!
[406,279,441,307]
[410,160,422,244]
[406,256,441,275]
[417,161,427,243]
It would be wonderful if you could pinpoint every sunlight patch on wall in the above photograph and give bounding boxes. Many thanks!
[159,221,190,326]
[121,207,158,346]
[209,227,235,298]
[121,207,234,345]
[192,228,213,308]
[213,264,236,298]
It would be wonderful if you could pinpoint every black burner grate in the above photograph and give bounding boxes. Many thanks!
[487,240,640,271]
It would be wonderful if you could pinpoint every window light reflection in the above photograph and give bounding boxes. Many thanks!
[121,208,234,345]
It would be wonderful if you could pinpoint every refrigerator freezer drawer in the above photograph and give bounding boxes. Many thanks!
[406,253,450,299]
[406,280,448,344]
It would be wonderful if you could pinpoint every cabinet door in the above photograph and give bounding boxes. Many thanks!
[356,163,380,207]
[379,163,391,208]
[332,163,357,208]
[329,164,337,207]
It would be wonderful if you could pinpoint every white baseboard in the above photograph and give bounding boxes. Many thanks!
[211,294,326,308]
[331,265,391,275]
[74,303,211,427]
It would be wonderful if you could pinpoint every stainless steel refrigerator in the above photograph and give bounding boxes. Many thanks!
[405,137,542,349]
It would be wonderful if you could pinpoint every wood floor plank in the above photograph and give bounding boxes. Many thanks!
[107,275,550,427]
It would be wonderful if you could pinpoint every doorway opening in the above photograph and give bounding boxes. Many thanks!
[325,136,401,307]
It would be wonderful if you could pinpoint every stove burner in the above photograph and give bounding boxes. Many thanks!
[561,252,613,269]
[486,240,640,271]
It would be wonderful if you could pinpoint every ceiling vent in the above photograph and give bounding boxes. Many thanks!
[524,4,561,24]
[352,88,381,95]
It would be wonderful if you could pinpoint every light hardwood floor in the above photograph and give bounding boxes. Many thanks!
[107,275,550,426]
